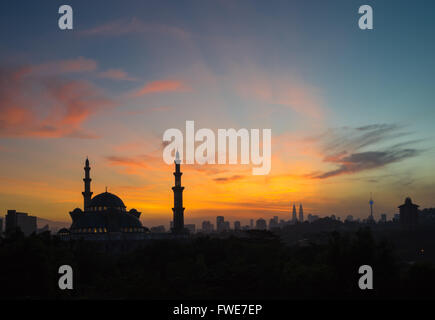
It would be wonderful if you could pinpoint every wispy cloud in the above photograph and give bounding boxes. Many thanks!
[26,57,97,76]
[235,69,325,119]
[19,57,136,82]
[81,17,190,39]
[98,69,137,81]
[130,80,188,97]
[0,65,114,138]
[213,175,245,183]
[309,124,423,179]
[105,154,167,175]
[106,155,151,170]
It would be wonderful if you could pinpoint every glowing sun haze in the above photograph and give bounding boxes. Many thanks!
[1,0,434,228]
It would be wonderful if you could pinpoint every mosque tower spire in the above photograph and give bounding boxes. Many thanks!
[172,150,185,234]
[82,157,93,210]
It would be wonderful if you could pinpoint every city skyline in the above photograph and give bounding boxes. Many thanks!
[0,156,415,231]
[1,1,435,227]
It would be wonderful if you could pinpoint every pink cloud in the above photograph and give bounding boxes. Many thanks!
[18,57,137,83]
[105,154,168,176]
[130,80,187,97]
[0,66,114,138]
[98,69,137,81]
[28,57,97,76]
[238,77,324,119]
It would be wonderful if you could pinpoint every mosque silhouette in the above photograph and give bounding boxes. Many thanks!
[58,155,186,240]
[58,158,145,240]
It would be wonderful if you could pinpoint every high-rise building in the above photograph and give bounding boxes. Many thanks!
[202,221,214,233]
[150,225,166,233]
[185,224,196,234]
[399,197,419,228]
[224,221,230,231]
[292,203,297,223]
[299,204,304,222]
[269,216,279,229]
[307,214,319,223]
[217,216,226,232]
[345,215,354,222]
[234,221,241,231]
[172,151,186,234]
[380,214,387,223]
[250,219,254,229]
[255,218,267,230]
[5,210,37,236]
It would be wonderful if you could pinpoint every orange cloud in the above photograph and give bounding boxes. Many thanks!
[105,154,169,176]
[131,80,187,97]
[17,57,139,84]
[213,175,245,183]
[0,66,114,138]
[106,155,151,170]
[28,57,97,76]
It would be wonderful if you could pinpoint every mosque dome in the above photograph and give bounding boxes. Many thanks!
[67,160,145,239]
[89,192,126,210]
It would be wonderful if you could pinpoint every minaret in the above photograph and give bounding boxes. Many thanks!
[292,203,297,222]
[172,151,185,234]
[299,204,304,222]
[82,157,93,210]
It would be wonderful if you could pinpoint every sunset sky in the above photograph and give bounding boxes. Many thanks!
[1,0,434,228]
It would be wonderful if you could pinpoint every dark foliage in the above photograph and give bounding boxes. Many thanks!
[0,228,434,299]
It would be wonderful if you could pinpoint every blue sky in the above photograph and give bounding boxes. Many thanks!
[0,0,434,226]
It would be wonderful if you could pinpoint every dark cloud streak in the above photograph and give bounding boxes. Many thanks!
[310,124,423,179]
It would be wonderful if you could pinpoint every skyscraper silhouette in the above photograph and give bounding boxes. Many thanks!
[292,203,297,222]
[216,216,225,232]
[82,157,93,210]
[299,204,304,222]
[172,151,185,234]
[399,197,419,228]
